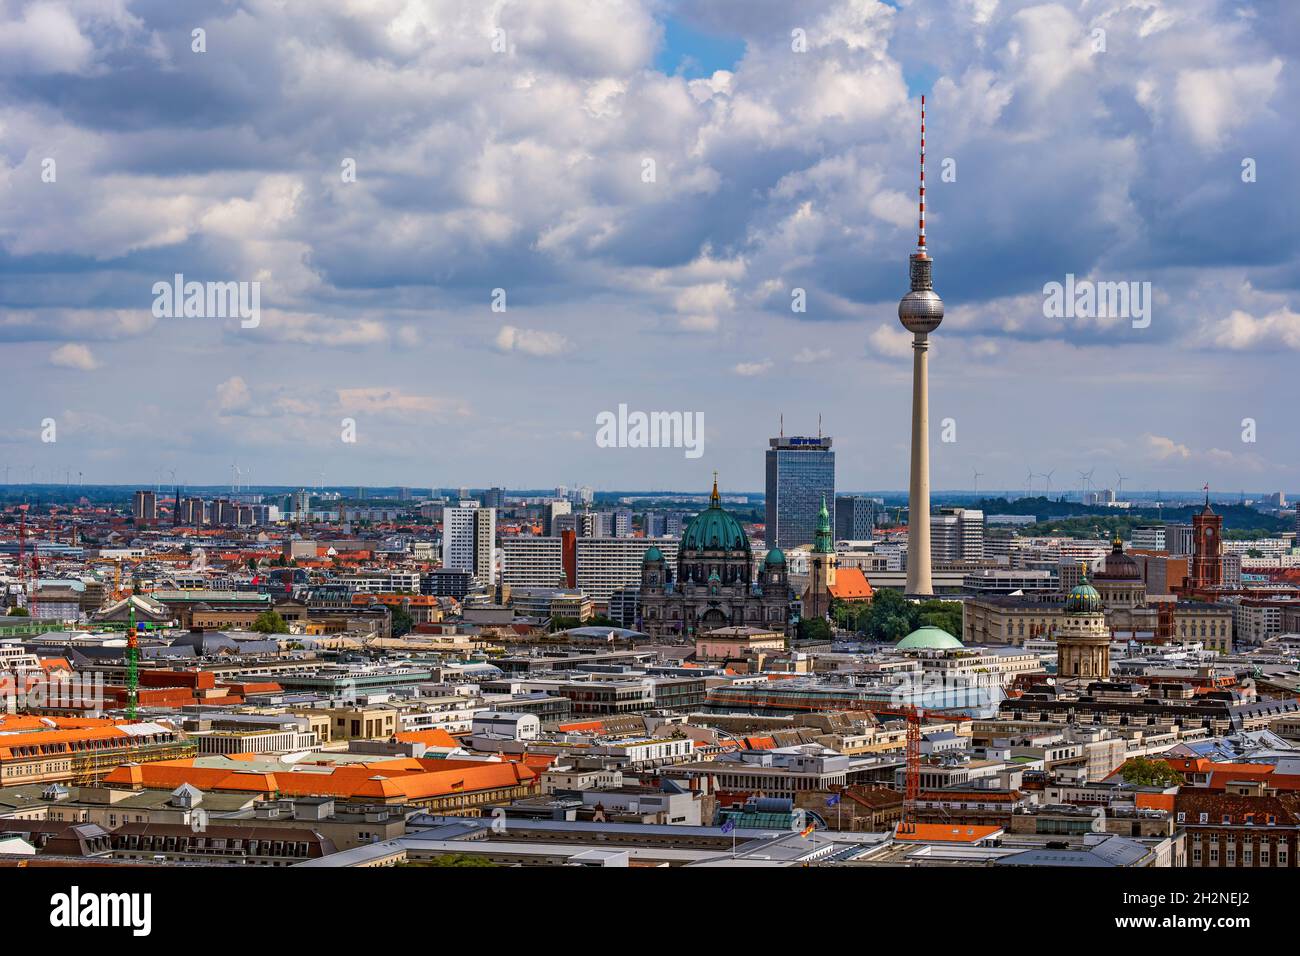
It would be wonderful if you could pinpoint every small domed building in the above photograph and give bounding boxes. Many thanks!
[1054,569,1112,687]
[639,475,792,640]
[1091,533,1145,609]
[896,625,965,652]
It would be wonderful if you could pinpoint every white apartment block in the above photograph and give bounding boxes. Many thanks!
[1131,526,1166,551]
[501,537,565,588]
[443,502,496,587]
[339,571,422,593]
[576,538,679,603]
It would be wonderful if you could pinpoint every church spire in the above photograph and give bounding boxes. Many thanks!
[813,494,834,554]
[710,471,720,508]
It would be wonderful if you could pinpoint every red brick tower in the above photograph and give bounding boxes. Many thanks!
[1190,487,1222,591]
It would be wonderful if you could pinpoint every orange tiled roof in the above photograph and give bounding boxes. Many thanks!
[895,824,1002,843]
[101,756,537,801]
[828,567,874,601]
[393,728,459,748]
[1136,792,1176,811]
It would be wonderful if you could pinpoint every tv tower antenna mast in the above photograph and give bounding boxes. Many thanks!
[898,94,944,597]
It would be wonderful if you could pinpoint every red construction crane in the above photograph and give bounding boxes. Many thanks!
[898,705,923,835]
[16,505,37,619]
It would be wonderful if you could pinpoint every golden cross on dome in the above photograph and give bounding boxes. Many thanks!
[711,471,720,507]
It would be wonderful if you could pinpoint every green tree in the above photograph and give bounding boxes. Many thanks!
[1119,757,1183,788]
[391,606,414,638]
[862,589,919,642]
[796,617,832,642]
[251,610,290,634]
[917,600,963,639]
[6,607,30,617]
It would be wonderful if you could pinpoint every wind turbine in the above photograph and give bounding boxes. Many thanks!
[1115,469,1129,501]
[972,468,984,497]
[1077,468,1095,500]
[1041,470,1056,499]
[1024,468,1036,498]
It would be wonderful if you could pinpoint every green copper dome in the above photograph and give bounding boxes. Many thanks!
[1065,563,1104,613]
[765,547,786,566]
[680,474,750,553]
[896,625,964,650]
[643,546,665,564]
[1065,581,1104,613]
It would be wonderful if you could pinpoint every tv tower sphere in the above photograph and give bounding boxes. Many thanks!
[898,94,944,335]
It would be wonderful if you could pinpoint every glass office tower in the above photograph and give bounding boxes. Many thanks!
[765,436,835,549]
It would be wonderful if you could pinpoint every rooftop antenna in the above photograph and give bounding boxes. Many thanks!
[818,413,822,440]
[780,412,784,439]
[917,94,926,255]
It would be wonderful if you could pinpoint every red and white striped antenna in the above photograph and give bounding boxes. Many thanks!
[917,94,927,257]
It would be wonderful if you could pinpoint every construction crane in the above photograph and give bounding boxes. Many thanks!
[17,504,37,620]
[126,605,139,721]
[898,705,923,835]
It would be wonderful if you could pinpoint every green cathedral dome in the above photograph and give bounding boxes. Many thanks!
[680,474,750,553]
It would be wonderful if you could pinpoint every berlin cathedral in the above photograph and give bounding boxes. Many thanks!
[638,476,793,640]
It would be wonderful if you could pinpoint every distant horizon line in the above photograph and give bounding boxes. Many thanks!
[0,484,1290,501]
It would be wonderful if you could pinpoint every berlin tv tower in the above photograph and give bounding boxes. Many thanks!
[898,95,944,596]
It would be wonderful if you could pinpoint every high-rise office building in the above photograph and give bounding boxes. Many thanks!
[1131,526,1166,551]
[482,487,506,510]
[543,500,571,535]
[555,511,613,537]
[443,501,497,587]
[765,435,835,549]
[931,507,984,562]
[132,490,157,522]
[179,496,206,526]
[612,510,633,538]
[1165,523,1194,556]
[834,495,876,541]
[212,499,237,526]
[644,512,666,537]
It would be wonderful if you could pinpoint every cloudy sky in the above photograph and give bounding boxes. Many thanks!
[1,0,1296,495]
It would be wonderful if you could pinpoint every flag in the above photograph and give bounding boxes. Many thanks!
[826,794,840,807]
[721,819,736,835]
[800,822,815,837]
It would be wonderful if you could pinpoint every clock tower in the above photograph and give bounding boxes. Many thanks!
[1190,488,1222,590]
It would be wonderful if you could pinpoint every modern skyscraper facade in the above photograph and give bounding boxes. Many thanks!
[834,495,876,541]
[765,435,835,549]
